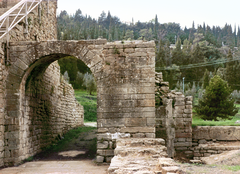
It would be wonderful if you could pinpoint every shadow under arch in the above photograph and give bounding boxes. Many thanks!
[18,53,96,162]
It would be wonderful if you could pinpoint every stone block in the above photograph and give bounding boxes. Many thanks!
[106,157,113,163]
[177,138,186,142]
[96,156,104,163]
[162,166,180,174]
[120,127,155,133]
[97,141,109,149]
[132,133,145,138]
[97,149,114,156]
[185,105,192,109]
[204,153,211,157]
[147,118,155,126]
[174,142,192,147]
[125,118,147,127]
[186,101,192,105]
[184,109,192,114]
[145,133,155,138]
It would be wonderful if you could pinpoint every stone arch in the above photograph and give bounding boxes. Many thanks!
[5,39,156,165]
[5,40,106,165]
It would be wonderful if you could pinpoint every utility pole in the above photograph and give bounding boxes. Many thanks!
[183,77,185,94]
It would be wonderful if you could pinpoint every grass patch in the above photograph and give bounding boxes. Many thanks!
[42,126,96,153]
[23,156,34,162]
[74,89,97,122]
[192,104,240,127]
[223,165,240,172]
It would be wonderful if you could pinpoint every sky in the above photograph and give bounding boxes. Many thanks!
[57,0,240,29]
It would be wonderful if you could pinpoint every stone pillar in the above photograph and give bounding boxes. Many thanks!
[173,92,193,157]
[155,72,175,158]
[96,40,156,162]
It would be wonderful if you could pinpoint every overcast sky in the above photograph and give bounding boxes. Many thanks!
[57,0,240,29]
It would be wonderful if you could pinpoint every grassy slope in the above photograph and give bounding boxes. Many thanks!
[192,104,240,127]
[44,126,96,152]
[74,90,97,122]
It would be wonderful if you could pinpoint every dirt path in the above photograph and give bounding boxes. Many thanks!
[0,126,109,174]
[0,160,108,174]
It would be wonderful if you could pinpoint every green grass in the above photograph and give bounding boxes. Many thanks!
[43,126,96,152]
[223,165,240,172]
[192,104,240,127]
[74,89,97,122]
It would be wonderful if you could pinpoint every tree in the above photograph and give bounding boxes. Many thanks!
[202,69,210,89]
[171,37,183,65]
[74,71,84,89]
[156,39,165,67]
[83,73,97,95]
[196,75,238,121]
[63,71,69,83]
[154,15,159,39]
[124,29,134,40]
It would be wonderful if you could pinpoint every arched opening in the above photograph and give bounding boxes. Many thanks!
[18,53,96,161]
[4,40,156,166]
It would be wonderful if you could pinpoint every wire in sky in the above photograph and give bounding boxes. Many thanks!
[156,57,240,71]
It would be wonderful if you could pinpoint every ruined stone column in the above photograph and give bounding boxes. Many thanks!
[96,40,156,162]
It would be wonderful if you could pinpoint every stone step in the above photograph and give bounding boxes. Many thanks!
[108,138,169,174]
[115,146,168,157]
[116,138,166,147]
[161,166,180,174]
[108,156,157,174]
[156,158,183,174]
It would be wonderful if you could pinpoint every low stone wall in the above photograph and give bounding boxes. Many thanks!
[192,143,240,159]
[192,126,240,159]
[193,126,240,141]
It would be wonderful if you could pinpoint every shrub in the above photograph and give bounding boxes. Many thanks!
[83,73,97,95]
[231,90,240,104]
[63,71,69,83]
[196,75,238,121]
[74,71,84,89]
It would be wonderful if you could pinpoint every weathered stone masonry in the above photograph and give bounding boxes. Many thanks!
[97,41,156,162]
[0,0,85,166]
[155,72,193,158]
[0,0,157,165]
[0,0,156,166]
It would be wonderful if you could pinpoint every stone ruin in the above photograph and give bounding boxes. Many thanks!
[0,0,239,172]
[155,72,193,158]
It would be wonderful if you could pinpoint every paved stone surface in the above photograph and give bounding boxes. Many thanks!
[0,160,109,174]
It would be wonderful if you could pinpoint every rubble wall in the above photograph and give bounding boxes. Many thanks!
[155,72,193,158]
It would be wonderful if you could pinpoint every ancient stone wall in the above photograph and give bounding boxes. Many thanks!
[3,39,156,165]
[193,126,240,141]
[192,126,240,159]
[18,61,84,160]
[155,72,193,158]
[155,72,175,158]
[171,92,193,157]
[0,0,57,42]
[0,0,85,166]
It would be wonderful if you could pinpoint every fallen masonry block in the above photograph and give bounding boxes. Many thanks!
[161,166,180,174]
